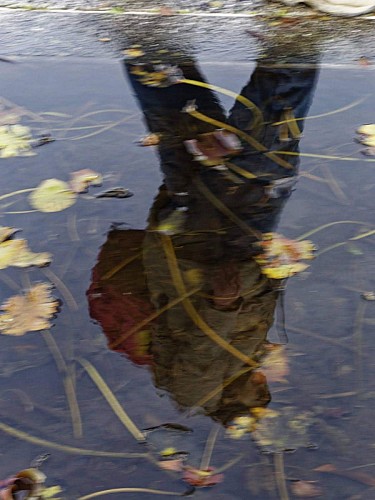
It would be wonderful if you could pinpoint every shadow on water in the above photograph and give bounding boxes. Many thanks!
[0,19,374,500]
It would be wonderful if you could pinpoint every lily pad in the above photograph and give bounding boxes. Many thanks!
[0,283,59,336]
[29,179,76,213]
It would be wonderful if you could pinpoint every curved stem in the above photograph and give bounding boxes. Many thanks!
[0,188,35,201]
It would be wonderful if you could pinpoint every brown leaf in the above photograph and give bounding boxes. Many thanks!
[314,464,375,487]
[69,169,102,193]
[0,283,59,336]
[291,480,323,497]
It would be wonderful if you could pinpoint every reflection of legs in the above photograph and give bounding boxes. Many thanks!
[123,60,226,134]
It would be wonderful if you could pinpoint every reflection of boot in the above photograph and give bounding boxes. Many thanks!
[279,0,375,15]
[154,207,188,235]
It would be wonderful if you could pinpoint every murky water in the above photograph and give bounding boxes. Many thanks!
[0,52,374,499]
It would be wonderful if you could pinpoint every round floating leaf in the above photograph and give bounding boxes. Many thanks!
[29,179,76,213]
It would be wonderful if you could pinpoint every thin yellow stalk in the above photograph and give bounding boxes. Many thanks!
[297,220,369,241]
[181,78,263,129]
[0,421,147,458]
[274,150,375,163]
[109,287,199,350]
[191,367,252,411]
[41,330,82,438]
[77,358,145,443]
[0,188,35,201]
[78,488,182,499]
[41,268,78,311]
[187,108,293,170]
[274,452,290,500]
[200,424,220,470]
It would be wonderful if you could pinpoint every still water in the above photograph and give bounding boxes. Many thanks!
[0,51,374,499]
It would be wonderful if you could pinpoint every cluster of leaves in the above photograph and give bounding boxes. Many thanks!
[356,123,375,156]
[226,406,313,453]
[255,233,316,279]
[0,124,35,158]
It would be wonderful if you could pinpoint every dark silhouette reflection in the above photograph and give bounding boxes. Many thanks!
[87,53,319,427]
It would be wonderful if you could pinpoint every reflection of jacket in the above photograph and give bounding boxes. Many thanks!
[143,229,277,424]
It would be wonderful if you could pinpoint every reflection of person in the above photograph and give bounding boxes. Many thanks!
[88,55,319,426]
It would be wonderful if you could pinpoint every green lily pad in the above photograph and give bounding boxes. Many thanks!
[29,179,76,213]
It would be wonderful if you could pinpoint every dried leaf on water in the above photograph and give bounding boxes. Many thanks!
[0,238,51,269]
[137,133,160,146]
[0,283,59,336]
[314,464,375,487]
[182,466,224,487]
[290,480,323,497]
[69,169,103,193]
[255,233,316,279]
[256,343,289,383]
[29,179,76,212]
[0,226,19,242]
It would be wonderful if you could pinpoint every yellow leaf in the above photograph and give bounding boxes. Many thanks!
[0,239,51,269]
[29,179,76,212]
[0,283,59,336]
[357,124,375,136]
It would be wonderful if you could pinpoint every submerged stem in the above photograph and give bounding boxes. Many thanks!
[273,452,290,500]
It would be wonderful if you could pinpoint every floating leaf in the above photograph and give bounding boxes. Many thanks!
[0,124,35,158]
[69,169,103,193]
[29,179,76,212]
[356,124,375,136]
[361,291,375,301]
[0,238,51,269]
[137,133,160,146]
[256,343,289,383]
[0,283,59,336]
[0,225,19,243]
[255,233,315,279]
[290,480,323,497]
[123,46,145,58]
[182,467,224,487]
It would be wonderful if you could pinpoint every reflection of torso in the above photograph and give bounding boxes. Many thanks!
[143,229,277,423]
